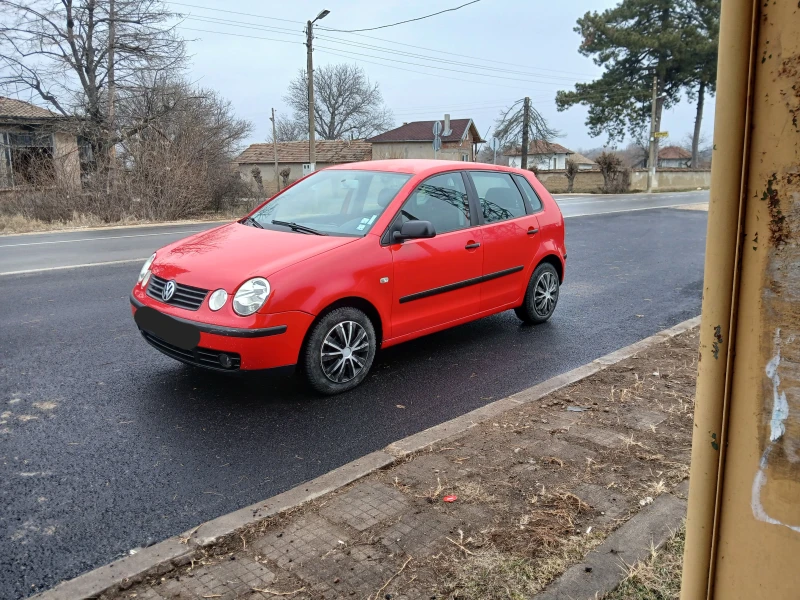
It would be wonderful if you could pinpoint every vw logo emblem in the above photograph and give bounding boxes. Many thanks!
[162,280,177,302]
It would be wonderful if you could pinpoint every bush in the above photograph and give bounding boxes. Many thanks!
[596,151,631,193]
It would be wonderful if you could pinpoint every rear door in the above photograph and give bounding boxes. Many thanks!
[388,171,483,338]
[467,171,543,311]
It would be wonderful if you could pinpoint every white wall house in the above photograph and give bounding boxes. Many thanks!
[503,141,574,171]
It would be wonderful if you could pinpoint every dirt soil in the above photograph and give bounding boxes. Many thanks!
[107,328,698,600]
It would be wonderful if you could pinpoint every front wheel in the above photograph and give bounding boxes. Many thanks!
[514,262,560,325]
[301,307,377,395]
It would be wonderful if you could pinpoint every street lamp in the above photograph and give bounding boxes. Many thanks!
[306,9,330,168]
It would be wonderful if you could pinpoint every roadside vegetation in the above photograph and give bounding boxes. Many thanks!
[604,525,686,600]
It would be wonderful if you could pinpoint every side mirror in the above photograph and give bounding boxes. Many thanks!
[393,220,436,243]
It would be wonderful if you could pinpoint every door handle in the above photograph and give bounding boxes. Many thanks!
[527,228,539,235]
[465,242,481,249]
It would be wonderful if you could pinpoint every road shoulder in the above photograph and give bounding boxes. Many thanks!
[34,317,699,600]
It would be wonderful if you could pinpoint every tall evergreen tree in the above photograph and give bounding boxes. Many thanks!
[556,0,719,164]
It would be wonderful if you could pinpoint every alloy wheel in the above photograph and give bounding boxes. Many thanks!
[533,271,558,317]
[320,320,370,383]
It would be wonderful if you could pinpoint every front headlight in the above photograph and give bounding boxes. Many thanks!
[233,278,270,316]
[138,253,156,283]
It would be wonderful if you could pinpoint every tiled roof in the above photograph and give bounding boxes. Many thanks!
[236,140,372,164]
[505,140,573,156]
[569,152,597,165]
[366,119,484,143]
[658,145,691,160]
[0,97,59,119]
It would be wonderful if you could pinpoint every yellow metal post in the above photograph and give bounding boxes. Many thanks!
[682,0,800,597]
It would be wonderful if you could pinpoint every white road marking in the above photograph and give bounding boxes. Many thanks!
[0,229,205,248]
[563,203,708,218]
[0,258,146,276]
[0,202,709,274]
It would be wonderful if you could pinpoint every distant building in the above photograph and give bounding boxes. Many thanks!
[367,115,484,161]
[658,145,692,168]
[0,97,81,190]
[569,152,598,171]
[504,141,574,171]
[236,139,372,193]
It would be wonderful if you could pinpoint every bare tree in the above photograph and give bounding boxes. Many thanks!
[596,151,630,193]
[118,76,252,213]
[266,112,306,142]
[493,98,558,169]
[284,63,393,140]
[0,0,185,160]
[564,158,578,193]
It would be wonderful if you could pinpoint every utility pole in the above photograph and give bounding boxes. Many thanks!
[305,10,330,170]
[647,75,658,193]
[270,108,280,193]
[521,96,530,170]
[107,0,116,189]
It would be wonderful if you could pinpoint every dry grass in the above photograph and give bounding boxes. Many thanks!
[0,204,255,235]
[604,524,685,599]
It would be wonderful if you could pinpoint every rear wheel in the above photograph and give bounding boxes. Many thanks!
[514,262,560,324]
[301,307,377,395]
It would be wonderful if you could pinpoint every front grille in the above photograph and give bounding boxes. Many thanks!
[141,330,241,371]
[147,275,208,311]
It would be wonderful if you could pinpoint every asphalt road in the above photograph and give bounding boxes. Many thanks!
[0,190,708,275]
[0,205,708,598]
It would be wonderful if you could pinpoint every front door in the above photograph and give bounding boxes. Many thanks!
[389,172,483,338]
[468,171,543,311]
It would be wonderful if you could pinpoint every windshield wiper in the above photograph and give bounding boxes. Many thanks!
[271,220,327,236]
[242,216,263,229]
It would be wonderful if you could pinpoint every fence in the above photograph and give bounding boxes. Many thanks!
[535,168,711,194]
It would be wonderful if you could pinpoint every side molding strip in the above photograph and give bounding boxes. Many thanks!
[399,265,524,304]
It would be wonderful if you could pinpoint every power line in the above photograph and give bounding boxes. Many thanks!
[321,0,482,33]
[185,16,301,38]
[314,44,576,87]
[168,1,305,24]
[316,47,535,92]
[179,26,303,46]
[317,32,596,80]
[179,13,583,83]
[167,0,596,80]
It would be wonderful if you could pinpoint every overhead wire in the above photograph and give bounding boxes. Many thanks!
[321,0,482,33]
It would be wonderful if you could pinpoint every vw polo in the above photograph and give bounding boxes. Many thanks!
[131,160,566,394]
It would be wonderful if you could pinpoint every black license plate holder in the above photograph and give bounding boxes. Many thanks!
[134,306,201,350]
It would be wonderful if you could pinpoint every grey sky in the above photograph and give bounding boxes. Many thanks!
[174,0,715,152]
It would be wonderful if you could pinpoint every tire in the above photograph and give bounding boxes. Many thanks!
[301,307,377,395]
[514,262,560,325]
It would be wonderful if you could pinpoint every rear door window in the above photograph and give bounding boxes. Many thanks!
[468,171,527,223]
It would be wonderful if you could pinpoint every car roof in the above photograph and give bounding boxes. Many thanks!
[326,159,526,178]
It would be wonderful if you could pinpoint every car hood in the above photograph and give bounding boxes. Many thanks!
[150,222,358,290]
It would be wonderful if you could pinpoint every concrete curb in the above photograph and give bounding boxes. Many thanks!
[33,316,700,600]
[536,480,690,600]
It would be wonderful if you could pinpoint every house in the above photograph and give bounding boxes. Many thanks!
[503,141,574,170]
[569,152,598,171]
[236,139,372,193]
[367,115,485,161]
[0,97,81,190]
[658,145,692,168]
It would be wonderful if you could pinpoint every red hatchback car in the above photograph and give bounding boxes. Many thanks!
[131,160,566,394]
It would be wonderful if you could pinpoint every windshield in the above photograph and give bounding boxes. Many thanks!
[248,169,411,237]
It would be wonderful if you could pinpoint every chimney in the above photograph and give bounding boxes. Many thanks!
[443,114,452,136]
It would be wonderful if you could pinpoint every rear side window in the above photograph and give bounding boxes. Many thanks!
[400,172,470,234]
[469,171,526,223]
[513,174,544,212]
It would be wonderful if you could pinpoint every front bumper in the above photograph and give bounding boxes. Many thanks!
[130,294,314,370]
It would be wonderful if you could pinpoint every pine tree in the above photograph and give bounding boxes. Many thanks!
[556,0,719,159]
